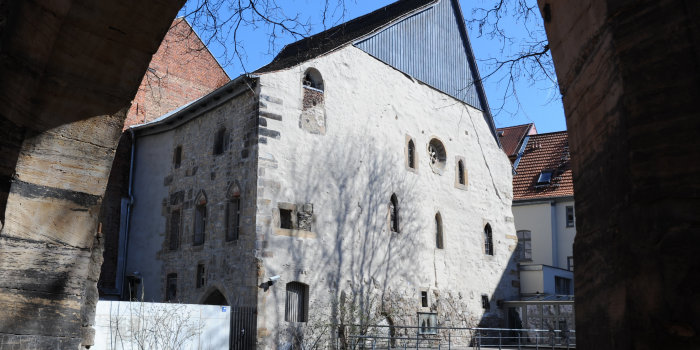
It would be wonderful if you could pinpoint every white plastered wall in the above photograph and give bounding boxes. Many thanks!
[254,45,519,347]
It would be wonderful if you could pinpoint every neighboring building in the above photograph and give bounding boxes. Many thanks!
[508,130,575,297]
[496,123,537,166]
[497,128,576,335]
[98,18,229,299]
[122,0,519,348]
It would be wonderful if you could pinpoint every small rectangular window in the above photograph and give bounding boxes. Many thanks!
[555,276,572,295]
[280,208,293,229]
[196,264,205,288]
[481,295,490,310]
[566,206,575,227]
[166,273,177,301]
[421,291,428,307]
[174,146,182,168]
[517,230,532,261]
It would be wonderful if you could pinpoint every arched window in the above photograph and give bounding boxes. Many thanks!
[201,288,228,305]
[435,212,444,249]
[389,194,399,233]
[407,139,416,169]
[193,192,207,245]
[457,160,465,185]
[484,224,494,255]
[428,138,447,173]
[285,282,309,322]
[226,183,241,241]
[302,68,324,91]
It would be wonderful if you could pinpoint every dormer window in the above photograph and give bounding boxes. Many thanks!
[536,170,554,185]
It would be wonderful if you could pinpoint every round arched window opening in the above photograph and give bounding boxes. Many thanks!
[302,68,324,91]
[428,138,447,173]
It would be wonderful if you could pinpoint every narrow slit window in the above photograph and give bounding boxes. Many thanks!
[194,196,207,245]
[213,128,227,155]
[457,160,465,185]
[484,224,494,256]
[196,264,205,288]
[435,213,444,249]
[174,146,182,168]
[566,206,575,227]
[407,139,416,169]
[169,209,181,250]
[421,291,428,307]
[389,194,399,233]
[481,295,490,309]
[227,196,241,241]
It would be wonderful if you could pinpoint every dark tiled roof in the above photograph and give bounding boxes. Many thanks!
[497,123,534,158]
[513,131,573,201]
[256,0,435,73]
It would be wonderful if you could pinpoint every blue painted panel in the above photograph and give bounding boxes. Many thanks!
[354,0,484,110]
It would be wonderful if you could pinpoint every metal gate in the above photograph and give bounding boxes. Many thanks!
[230,306,257,350]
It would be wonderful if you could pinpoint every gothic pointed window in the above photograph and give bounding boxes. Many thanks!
[226,183,241,241]
[484,224,494,255]
[407,139,416,169]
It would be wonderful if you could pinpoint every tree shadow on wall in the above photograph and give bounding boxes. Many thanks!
[266,129,427,349]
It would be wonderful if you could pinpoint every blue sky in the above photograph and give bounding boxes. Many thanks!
[185,0,566,133]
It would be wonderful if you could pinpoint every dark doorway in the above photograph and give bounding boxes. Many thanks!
[202,289,228,305]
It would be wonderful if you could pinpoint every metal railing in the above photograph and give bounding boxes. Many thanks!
[339,325,576,349]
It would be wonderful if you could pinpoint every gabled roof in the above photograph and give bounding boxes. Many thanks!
[256,0,436,73]
[513,131,573,201]
[256,0,499,144]
[497,123,536,158]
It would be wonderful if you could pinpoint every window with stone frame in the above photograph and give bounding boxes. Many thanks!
[193,193,207,245]
[389,194,399,233]
[285,282,309,322]
[169,209,181,250]
[165,273,177,301]
[435,212,444,249]
[484,224,494,256]
[457,160,466,185]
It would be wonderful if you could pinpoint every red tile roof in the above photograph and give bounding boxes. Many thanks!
[513,131,574,201]
[497,123,535,159]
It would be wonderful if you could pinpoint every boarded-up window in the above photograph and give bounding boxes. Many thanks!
[285,282,309,322]
[194,199,207,245]
[166,273,177,301]
[169,209,181,250]
[227,196,241,241]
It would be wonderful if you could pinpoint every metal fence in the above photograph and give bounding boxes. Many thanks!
[340,325,576,349]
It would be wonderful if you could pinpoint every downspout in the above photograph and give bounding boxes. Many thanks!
[118,128,137,300]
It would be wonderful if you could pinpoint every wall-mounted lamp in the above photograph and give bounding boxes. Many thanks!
[259,275,281,291]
